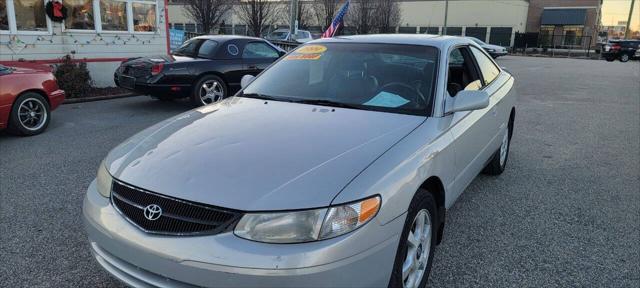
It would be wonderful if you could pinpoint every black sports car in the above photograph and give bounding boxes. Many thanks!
[114,35,286,106]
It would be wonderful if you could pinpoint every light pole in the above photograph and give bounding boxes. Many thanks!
[443,0,449,35]
[624,0,636,39]
[290,0,299,40]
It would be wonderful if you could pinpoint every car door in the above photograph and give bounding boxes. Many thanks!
[445,46,500,201]
[242,41,281,76]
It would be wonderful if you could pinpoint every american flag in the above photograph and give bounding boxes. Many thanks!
[321,0,350,38]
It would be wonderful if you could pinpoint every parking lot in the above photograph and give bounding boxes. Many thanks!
[1,56,638,287]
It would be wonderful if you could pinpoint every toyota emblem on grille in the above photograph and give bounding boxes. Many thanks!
[143,204,162,221]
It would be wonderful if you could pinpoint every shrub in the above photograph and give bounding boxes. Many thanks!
[54,55,92,98]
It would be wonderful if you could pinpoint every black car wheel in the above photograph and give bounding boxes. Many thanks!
[605,56,616,62]
[8,92,51,136]
[192,75,227,107]
[620,53,630,62]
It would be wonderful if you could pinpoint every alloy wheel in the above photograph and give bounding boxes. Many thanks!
[402,209,432,288]
[17,98,48,131]
[200,80,224,105]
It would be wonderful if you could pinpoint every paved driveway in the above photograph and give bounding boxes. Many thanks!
[1,56,638,287]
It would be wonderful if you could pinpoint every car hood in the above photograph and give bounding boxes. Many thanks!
[105,97,424,211]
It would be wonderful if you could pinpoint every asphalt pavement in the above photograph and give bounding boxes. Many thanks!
[0,56,638,287]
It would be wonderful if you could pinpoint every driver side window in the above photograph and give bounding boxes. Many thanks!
[447,47,482,96]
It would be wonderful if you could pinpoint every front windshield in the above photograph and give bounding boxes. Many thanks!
[241,43,438,116]
[268,31,289,40]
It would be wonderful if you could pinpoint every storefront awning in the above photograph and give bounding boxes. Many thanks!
[541,9,587,25]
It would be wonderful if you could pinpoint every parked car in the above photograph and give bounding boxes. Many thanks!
[466,36,508,58]
[602,40,640,62]
[84,35,516,288]
[0,63,65,136]
[266,28,314,43]
[114,35,286,106]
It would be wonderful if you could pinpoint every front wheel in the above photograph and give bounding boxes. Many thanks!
[8,92,51,136]
[388,191,438,288]
[619,53,630,62]
[191,75,227,107]
[483,124,511,175]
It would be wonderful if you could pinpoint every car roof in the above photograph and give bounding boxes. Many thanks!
[309,34,473,50]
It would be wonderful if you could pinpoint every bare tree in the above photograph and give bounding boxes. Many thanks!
[279,0,312,29]
[347,0,375,35]
[237,0,278,37]
[313,0,342,30]
[374,0,400,34]
[183,0,234,34]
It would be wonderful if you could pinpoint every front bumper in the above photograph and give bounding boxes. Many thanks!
[83,180,403,288]
[489,51,508,58]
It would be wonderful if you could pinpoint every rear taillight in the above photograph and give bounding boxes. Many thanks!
[151,63,164,75]
[611,44,621,51]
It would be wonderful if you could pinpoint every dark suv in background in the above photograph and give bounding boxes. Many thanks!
[602,40,640,62]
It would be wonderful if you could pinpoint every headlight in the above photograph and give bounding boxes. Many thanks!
[96,160,113,198]
[234,196,380,243]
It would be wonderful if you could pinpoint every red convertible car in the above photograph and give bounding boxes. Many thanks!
[0,63,65,136]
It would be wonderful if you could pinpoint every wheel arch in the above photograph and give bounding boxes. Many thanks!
[419,176,446,245]
[15,89,50,106]
[193,71,228,87]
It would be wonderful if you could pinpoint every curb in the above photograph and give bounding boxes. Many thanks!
[63,93,141,104]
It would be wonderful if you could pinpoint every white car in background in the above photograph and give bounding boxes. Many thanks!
[466,36,508,58]
[266,29,314,43]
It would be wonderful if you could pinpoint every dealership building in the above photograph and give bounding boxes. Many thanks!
[0,0,169,87]
[168,0,530,47]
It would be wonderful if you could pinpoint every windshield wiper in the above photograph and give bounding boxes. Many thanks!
[292,99,361,109]
[240,93,291,102]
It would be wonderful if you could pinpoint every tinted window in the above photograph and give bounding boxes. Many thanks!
[470,46,500,84]
[198,40,218,58]
[243,42,279,59]
[242,43,439,116]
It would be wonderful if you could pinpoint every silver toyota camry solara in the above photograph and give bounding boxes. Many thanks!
[83,35,516,288]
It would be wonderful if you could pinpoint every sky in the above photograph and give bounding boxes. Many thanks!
[601,0,639,30]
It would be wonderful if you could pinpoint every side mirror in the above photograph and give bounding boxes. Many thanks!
[240,74,256,89]
[445,90,490,114]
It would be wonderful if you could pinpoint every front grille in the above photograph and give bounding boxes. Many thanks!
[111,180,242,236]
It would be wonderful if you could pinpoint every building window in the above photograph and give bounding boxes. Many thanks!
[100,0,127,31]
[14,0,47,31]
[132,1,156,32]
[0,0,9,30]
[65,0,95,30]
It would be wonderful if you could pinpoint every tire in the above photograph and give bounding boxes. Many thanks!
[388,190,438,288]
[482,120,512,175]
[191,75,227,107]
[619,53,630,62]
[7,92,51,136]
[605,56,615,62]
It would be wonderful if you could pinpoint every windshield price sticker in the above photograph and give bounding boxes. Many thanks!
[295,45,327,54]
[285,54,322,60]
